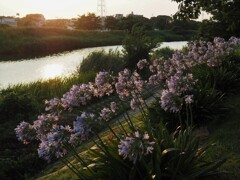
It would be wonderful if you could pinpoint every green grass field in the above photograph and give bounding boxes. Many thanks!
[0,27,193,61]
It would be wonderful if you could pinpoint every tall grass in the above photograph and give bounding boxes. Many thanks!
[0,27,195,61]
[0,27,125,61]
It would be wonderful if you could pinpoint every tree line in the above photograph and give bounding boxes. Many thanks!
[16,13,200,32]
[15,0,240,39]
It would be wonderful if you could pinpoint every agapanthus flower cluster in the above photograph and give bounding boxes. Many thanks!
[100,101,118,121]
[160,71,195,112]
[44,72,115,114]
[151,37,240,112]
[15,37,240,163]
[115,69,144,100]
[94,72,114,97]
[37,112,97,161]
[118,131,155,164]
[186,37,240,67]
[137,59,148,70]
[61,83,95,111]
[15,121,36,144]
[69,112,95,145]
[33,114,59,140]
[45,98,63,114]
[38,125,72,162]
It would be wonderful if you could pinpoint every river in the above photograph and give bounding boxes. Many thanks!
[0,41,187,89]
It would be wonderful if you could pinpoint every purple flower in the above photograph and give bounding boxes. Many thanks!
[15,121,36,144]
[137,59,148,70]
[185,95,194,104]
[94,72,114,97]
[33,114,59,140]
[37,125,71,162]
[118,131,155,164]
[45,98,63,113]
[100,108,112,121]
[69,112,95,145]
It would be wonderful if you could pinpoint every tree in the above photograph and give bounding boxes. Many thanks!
[122,25,157,70]
[105,16,120,30]
[18,14,45,27]
[45,19,69,29]
[75,13,100,30]
[172,0,240,37]
[150,15,172,30]
[122,14,152,31]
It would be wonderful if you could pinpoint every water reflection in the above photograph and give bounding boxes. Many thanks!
[41,64,64,79]
[0,42,187,88]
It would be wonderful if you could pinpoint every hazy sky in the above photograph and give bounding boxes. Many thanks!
[0,0,180,19]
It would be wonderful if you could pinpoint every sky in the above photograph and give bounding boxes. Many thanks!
[0,0,180,19]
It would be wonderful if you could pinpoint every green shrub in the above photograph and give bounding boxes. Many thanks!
[122,25,157,70]
[79,50,124,74]
[178,52,240,125]
[151,46,175,60]
[0,90,37,122]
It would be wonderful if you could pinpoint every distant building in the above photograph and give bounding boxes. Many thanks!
[115,14,124,19]
[127,12,143,18]
[0,16,17,27]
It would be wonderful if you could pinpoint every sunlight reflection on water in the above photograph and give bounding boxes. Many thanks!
[41,64,64,79]
[0,42,187,89]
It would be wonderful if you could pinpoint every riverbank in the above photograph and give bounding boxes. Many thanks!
[0,28,125,61]
[0,27,195,61]
[0,41,187,89]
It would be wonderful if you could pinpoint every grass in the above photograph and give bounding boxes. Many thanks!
[0,27,125,61]
[206,94,240,179]
[0,27,195,61]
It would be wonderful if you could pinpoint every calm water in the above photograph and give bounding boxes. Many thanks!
[0,41,187,89]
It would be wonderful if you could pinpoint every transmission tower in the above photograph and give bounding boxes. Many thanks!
[97,0,106,17]
[97,0,106,28]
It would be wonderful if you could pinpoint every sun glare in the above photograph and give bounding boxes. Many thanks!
[41,64,64,79]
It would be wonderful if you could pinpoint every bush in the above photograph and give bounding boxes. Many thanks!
[79,50,124,75]
[0,90,37,122]
[122,25,157,70]
[151,46,175,60]
[188,52,240,125]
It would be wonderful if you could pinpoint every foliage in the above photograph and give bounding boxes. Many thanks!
[122,26,157,70]
[0,28,125,61]
[206,94,240,179]
[79,50,124,75]
[18,14,45,27]
[68,122,224,180]
[151,47,175,60]
[75,13,100,30]
[0,90,37,121]
[150,15,172,30]
[105,16,120,30]
[173,0,240,37]
[188,49,240,124]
